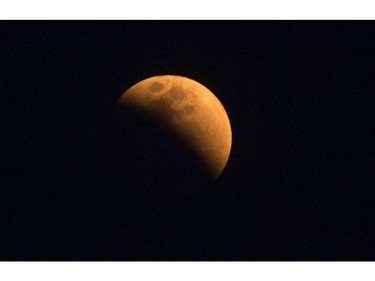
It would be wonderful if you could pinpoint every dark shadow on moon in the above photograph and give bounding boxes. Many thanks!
[107,103,213,199]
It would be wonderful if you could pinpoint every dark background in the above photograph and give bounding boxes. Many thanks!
[1,21,374,260]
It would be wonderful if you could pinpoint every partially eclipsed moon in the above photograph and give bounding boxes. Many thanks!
[117,75,232,181]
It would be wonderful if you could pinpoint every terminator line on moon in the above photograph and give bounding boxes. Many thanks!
[117,75,232,182]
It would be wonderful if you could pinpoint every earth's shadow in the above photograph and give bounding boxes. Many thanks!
[103,104,214,199]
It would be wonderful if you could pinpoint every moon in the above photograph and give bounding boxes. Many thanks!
[116,75,232,185]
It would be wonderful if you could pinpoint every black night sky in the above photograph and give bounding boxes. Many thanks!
[2,21,374,260]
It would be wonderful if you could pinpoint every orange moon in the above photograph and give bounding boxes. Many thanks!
[117,75,232,181]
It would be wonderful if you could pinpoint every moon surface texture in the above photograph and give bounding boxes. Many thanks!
[116,75,232,186]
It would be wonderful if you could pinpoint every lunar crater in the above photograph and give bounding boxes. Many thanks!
[183,104,195,114]
[149,82,164,92]
[167,87,186,101]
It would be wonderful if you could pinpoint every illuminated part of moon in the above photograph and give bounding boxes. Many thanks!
[117,75,232,181]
